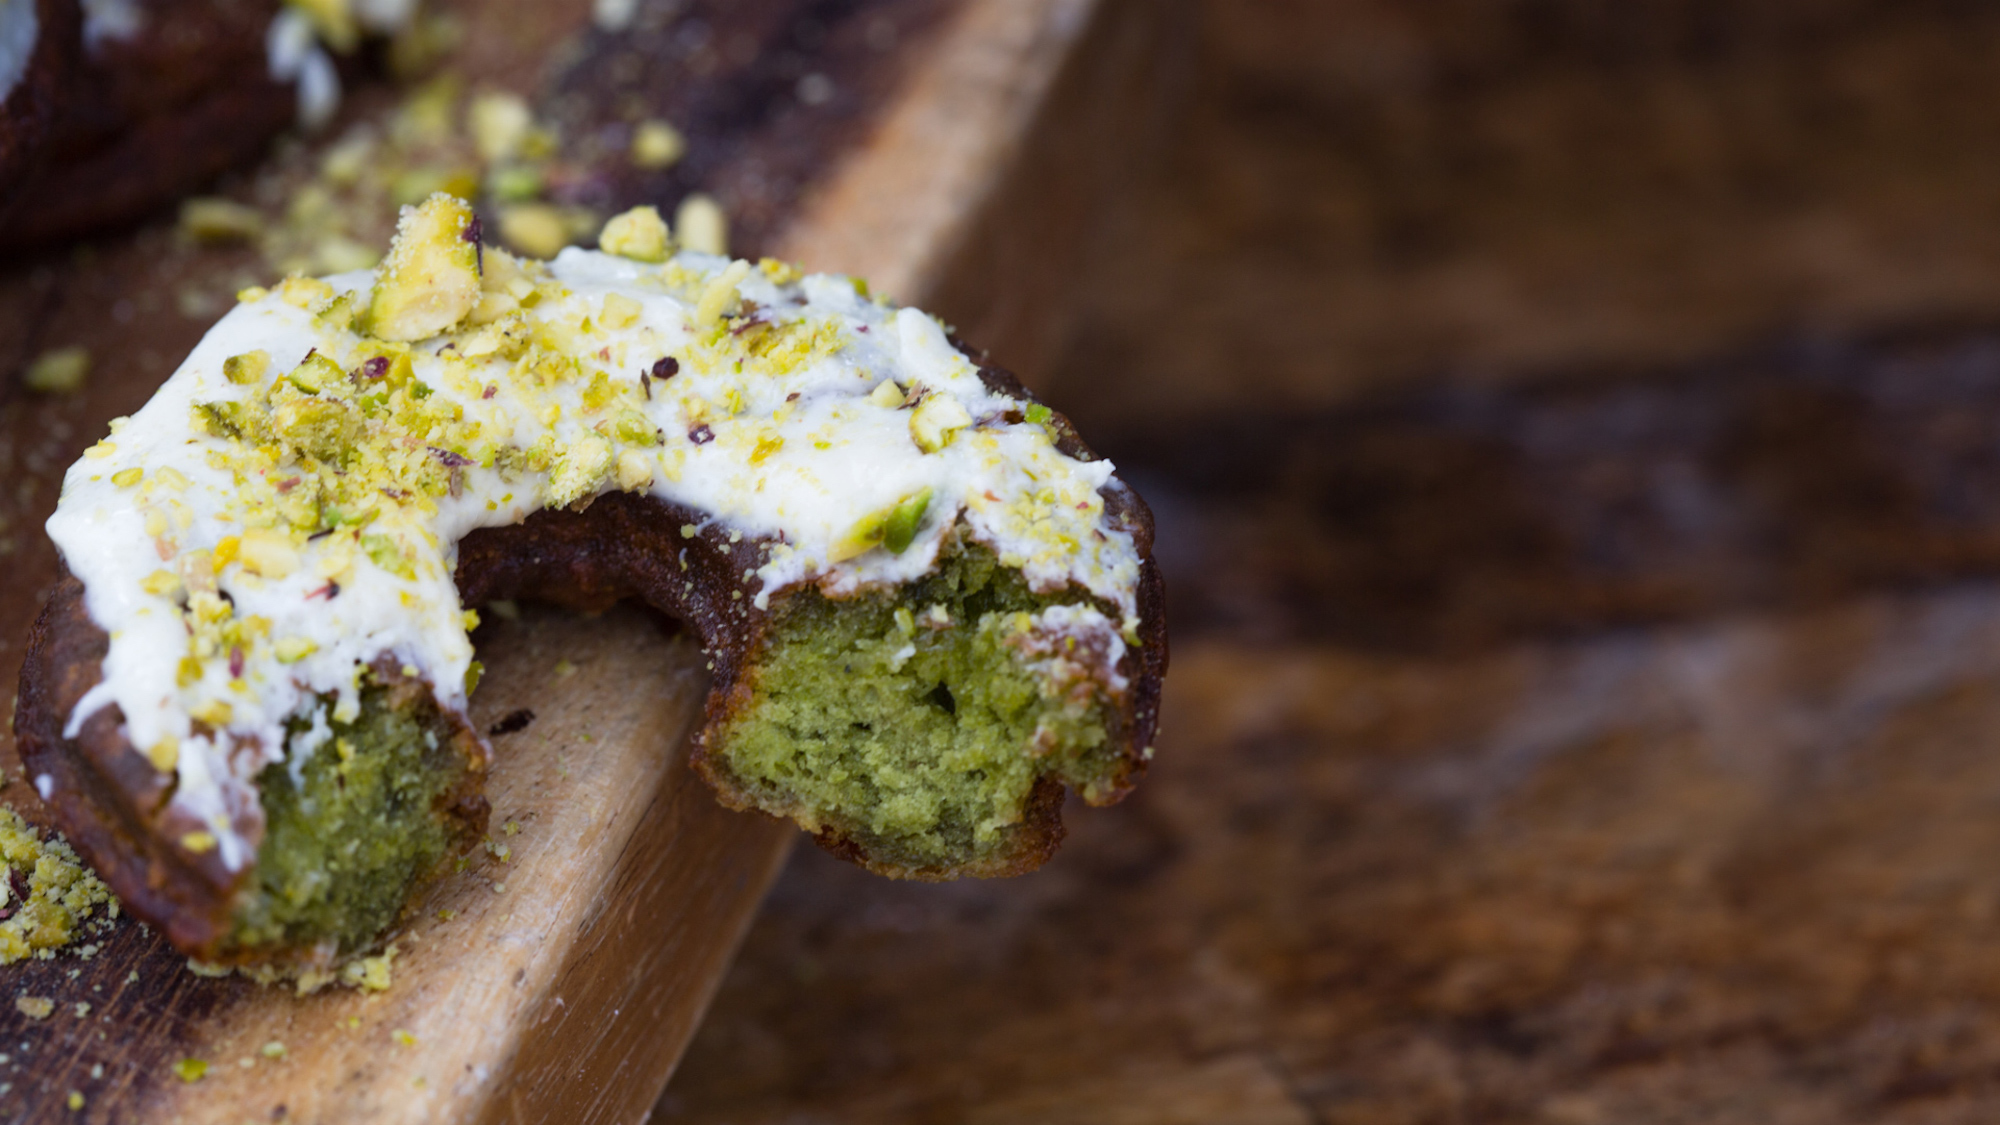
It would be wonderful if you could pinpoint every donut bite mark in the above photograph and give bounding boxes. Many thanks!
[16,199,1166,967]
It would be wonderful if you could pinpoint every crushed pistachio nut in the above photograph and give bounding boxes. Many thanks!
[630,119,686,168]
[758,257,804,286]
[14,996,51,1019]
[675,193,728,256]
[614,449,653,491]
[468,91,533,165]
[366,193,482,342]
[909,392,972,452]
[601,292,643,329]
[831,488,932,562]
[25,347,88,394]
[0,808,119,965]
[499,203,582,259]
[599,205,672,263]
[178,198,265,245]
[338,945,396,991]
[237,529,300,579]
[694,260,753,325]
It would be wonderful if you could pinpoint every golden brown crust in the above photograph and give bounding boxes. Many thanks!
[14,361,1165,955]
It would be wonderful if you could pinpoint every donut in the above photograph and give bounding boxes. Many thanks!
[0,0,75,215]
[14,197,1166,966]
[0,0,409,249]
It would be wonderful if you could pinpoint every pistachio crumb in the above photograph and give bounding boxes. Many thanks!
[469,92,533,164]
[676,193,728,256]
[498,203,574,259]
[630,119,685,168]
[909,392,971,453]
[25,347,89,395]
[178,198,264,245]
[600,206,672,263]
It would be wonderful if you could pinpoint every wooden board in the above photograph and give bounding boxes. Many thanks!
[660,593,2000,1123]
[655,8,2000,1116]
[0,0,1171,1119]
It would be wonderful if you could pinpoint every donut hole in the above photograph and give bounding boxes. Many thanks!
[713,543,1125,876]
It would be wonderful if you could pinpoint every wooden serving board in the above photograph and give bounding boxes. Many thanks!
[0,0,1173,1119]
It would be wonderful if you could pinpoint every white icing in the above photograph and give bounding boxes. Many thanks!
[592,0,638,32]
[294,45,340,131]
[265,9,315,82]
[1020,603,1130,696]
[266,0,420,131]
[265,9,339,130]
[47,248,1143,870]
[352,0,416,34]
[79,0,142,51]
[0,0,36,104]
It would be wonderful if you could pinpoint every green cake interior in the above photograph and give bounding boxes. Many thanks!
[713,543,1123,875]
[216,543,1123,959]
[226,678,470,958]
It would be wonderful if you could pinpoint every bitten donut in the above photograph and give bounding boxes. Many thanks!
[15,197,1166,968]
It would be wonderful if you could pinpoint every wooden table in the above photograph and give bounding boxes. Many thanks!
[655,4,2000,1121]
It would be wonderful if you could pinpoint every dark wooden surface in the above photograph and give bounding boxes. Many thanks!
[657,4,2000,1121]
[22,1,2000,1120]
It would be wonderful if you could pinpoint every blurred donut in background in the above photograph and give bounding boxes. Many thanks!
[0,0,76,216]
[0,0,416,249]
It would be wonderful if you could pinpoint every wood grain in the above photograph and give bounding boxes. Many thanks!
[0,607,790,1123]
[654,7,2000,1118]
[661,592,2000,1123]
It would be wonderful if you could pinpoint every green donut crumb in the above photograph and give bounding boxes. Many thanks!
[715,542,1123,874]
[226,678,471,959]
